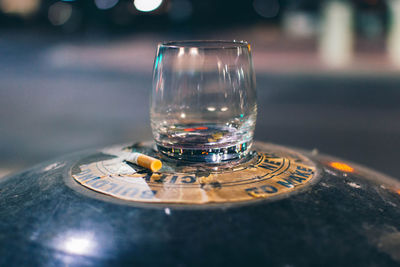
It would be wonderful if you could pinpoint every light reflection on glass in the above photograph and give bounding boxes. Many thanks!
[178,47,185,57]
[189,47,199,56]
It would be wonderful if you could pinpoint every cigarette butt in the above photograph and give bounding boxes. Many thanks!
[212,132,224,139]
[126,153,162,172]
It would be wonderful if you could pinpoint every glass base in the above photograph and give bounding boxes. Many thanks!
[156,142,251,163]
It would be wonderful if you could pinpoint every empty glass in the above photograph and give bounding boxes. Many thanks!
[151,40,257,162]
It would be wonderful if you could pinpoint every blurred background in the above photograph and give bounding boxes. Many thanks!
[1,0,400,179]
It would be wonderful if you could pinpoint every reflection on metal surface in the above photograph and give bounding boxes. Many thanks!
[3,141,400,265]
[330,161,354,173]
[71,142,317,205]
[54,231,96,256]
[64,236,94,255]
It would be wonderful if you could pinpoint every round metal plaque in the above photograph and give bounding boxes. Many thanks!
[71,142,318,204]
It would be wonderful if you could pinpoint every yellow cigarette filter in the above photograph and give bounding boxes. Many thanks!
[126,152,162,172]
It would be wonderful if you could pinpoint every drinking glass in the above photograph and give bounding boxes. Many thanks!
[151,40,257,163]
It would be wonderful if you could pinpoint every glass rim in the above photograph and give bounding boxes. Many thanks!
[159,40,249,50]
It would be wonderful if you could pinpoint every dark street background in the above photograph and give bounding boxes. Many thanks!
[1,0,400,179]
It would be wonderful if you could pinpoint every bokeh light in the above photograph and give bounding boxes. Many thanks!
[253,0,280,18]
[133,0,163,12]
[168,0,192,22]
[0,0,39,16]
[48,2,72,26]
[94,0,119,10]
[112,1,135,25]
